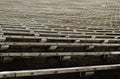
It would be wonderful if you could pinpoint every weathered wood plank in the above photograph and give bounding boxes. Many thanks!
[0,64,120,78]
[0,52,119,57]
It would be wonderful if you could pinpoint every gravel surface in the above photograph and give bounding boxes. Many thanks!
[0,0,120,29]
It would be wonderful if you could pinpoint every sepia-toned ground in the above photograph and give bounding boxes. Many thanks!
[0,0,120,28]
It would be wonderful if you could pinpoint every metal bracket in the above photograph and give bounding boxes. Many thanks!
[41,38,47,43]
[1,45,9,50]
[75,39,80,43]
[73,29,77,32]
[115,36,118,39]
[49,46,57,50]
[85,71,94,77]
[65,35,69,38]
[87,46,94,50]
[0,28,3,31]
[58,31,61,34]
[0,37,6,41]
[44,26,49,29]
[66,27,70,30]
[51,29,55,31]
[25,27,30,30]
[80,71,94,78]
[92,36,96,39]
[30,30,34,33]
[62,56,71,60]
[104,40,109,43]
[1,57,13,63]
[35,33,39,37]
